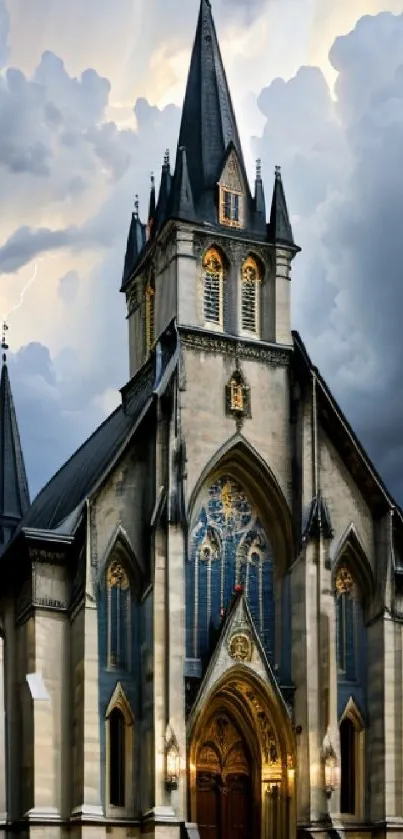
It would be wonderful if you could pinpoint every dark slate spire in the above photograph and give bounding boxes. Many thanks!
[268,165,295,247]
[168,146,196,221]
[177,0,248,214]
[121,196,146,289]
[155,150,172,229]
[0,353,30,551]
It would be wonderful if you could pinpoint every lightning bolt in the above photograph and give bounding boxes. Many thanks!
[4,261,39,320]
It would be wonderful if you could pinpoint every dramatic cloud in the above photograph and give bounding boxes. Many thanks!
[255,11,403,500]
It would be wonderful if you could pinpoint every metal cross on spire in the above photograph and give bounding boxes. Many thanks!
[1,322,9,363]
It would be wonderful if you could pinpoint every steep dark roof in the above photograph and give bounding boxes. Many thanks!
[268,167,297,248]
[293,331,403,522]
[4,323,179,547]
[0,359,30,548]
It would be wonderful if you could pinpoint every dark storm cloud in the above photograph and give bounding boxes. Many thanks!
[255,11,403,502]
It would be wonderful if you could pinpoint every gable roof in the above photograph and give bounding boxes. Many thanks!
[1,322,179,559]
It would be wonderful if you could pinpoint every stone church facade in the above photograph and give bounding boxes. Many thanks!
[0,1,403,838]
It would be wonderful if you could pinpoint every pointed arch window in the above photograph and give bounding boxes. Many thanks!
[145,274,155,353]
[105,683,135,815]
[241,256,261,336]
[339,702,365,817]
[203,247,224,328]
[109,707,126,807]
[107,559,131,671]
[335,566,359,680]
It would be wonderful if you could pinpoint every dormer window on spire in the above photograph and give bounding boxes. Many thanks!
[218,150,244,229]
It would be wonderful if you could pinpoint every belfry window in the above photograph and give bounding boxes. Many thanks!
[241,256,261,336]
[203,247,224,327]
[221,189,240,226]
[145,275,155,353]
[107,559,131,671]
[109,707,126,807]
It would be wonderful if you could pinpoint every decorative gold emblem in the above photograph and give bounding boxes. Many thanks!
[107,559,129,590]
[335,566,354,594]
[228,632,253,662]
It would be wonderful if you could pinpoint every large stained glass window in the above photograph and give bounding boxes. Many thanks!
[186,477,275,663]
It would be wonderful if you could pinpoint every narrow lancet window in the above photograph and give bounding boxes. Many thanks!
[203,247,224,327]
[107,559,130,670]
[340,717,356,814]
[109,707,126,807]
[241,256,261,336]
[335,566,358,681]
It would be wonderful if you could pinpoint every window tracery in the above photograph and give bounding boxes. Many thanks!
[106,559,131,670]
[202,247,224,327]
[241,255,261,336]
[187,476,274,662]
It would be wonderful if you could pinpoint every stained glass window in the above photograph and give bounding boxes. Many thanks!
[186,477,275,662]
[335,566,363,682]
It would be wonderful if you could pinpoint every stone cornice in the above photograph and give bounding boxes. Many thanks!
[179,326,292,366]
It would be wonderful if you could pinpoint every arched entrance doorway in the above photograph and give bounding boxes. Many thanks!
[189,670,296,839]
[196,710,253,839]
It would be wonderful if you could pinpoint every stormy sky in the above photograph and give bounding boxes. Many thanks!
[1,0,403,505]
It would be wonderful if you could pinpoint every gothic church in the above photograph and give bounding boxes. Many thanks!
[0,2,402,838]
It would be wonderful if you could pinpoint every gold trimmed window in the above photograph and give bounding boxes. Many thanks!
[106,559,131,671]
[145,275,155,353]
[203,247,224,328]
[105,682,135,816]
[241,255,261,336]
[220,189,241,227]
[339,700,365,818]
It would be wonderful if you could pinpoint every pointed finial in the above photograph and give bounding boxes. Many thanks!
[275,165,282,179]
[1,322,9,354]
[164,149,170,168]
[256,158,262,181]
[151,172,155,189]
[134,194,139,218]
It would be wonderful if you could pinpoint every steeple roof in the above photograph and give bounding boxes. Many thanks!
[0,356,30,549]
[268,166,296,247]
[177,0,247,211]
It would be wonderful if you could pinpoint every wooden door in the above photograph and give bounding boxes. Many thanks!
[197,773,221,839]
[225,774,251,839]
[196,712,256,839]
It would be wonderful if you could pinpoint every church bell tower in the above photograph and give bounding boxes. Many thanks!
[121,0,300,381]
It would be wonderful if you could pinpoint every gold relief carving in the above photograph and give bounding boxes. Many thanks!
[197,713,249,778]
[230,378,244,412]
[228,632,253,662]
[107,559,129,590]
[335,566,354,594]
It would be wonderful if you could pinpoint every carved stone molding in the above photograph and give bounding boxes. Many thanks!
[28,548,65,565]
[193,232,272,273]
[180,327,291,366]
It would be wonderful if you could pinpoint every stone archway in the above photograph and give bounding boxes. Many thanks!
[189,670,296,839]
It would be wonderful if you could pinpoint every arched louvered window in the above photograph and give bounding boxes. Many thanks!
[109,707,126,807]
[107,560,131,671]
[241,255,261,336]
[145,275,155,353]
[203,247,224,328]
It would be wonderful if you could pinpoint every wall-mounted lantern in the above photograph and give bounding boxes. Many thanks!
[165,728,180,791]
[323,735,338,798]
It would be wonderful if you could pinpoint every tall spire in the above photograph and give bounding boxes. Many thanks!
[177,0,247,214]
[0,329,30,551]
